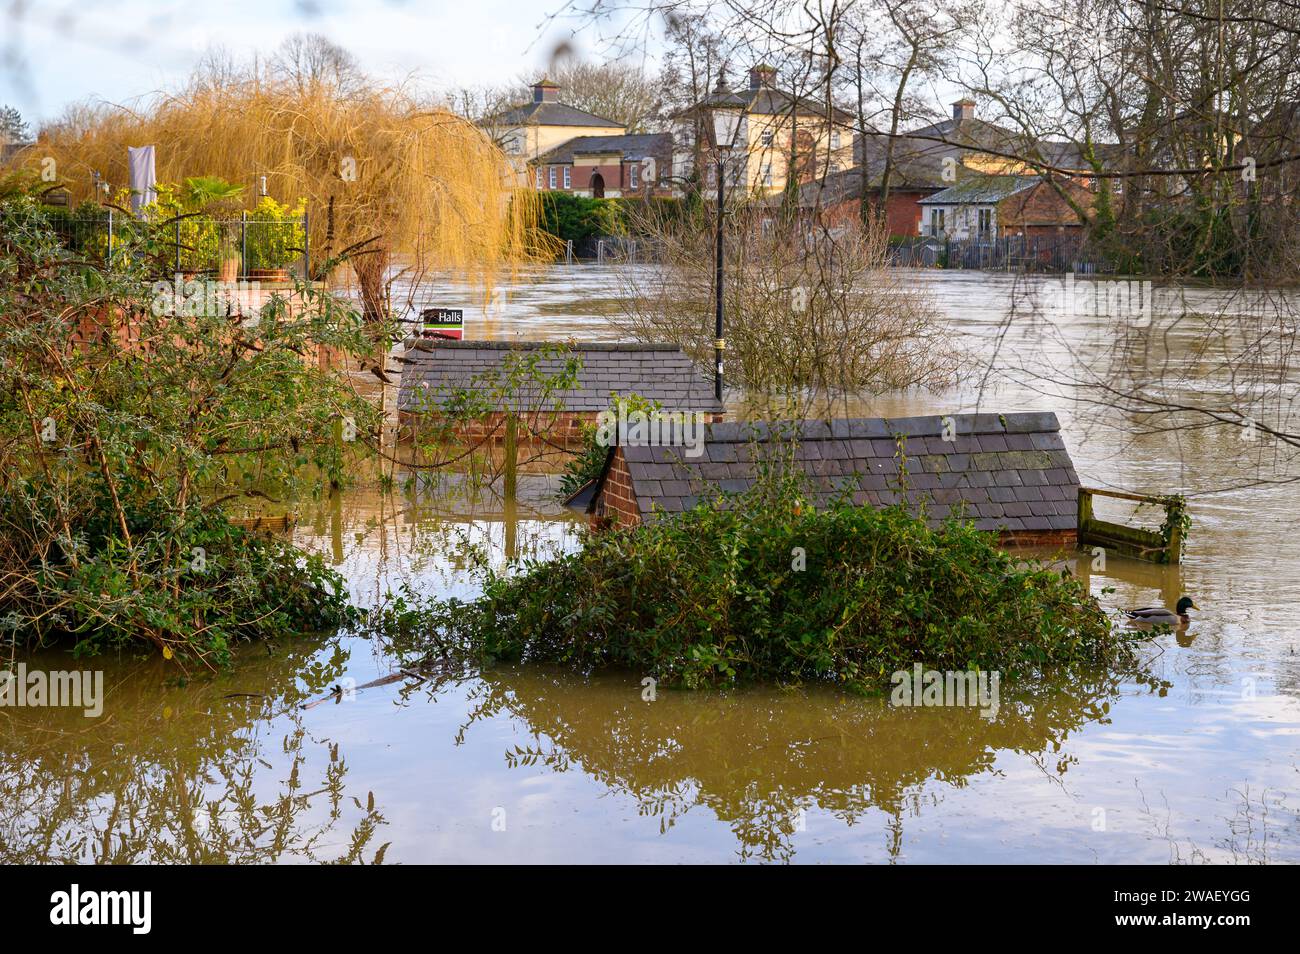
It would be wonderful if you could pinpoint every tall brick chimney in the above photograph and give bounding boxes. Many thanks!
[952,98,976,121]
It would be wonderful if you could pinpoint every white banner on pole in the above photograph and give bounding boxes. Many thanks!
[127,145,157,217]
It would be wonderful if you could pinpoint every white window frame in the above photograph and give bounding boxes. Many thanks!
[563,166,571,189]
[629,162,639,190]
[548,167,556,189]
[830,130,842,151]
[535,168,543,189]
[762,162,774,187]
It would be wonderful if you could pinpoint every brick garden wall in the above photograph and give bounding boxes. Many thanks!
[997,528,1077,549]
[426,411,595,449]
[403,410,725,452]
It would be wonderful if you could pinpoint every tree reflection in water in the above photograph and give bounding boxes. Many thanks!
[0,637,389,864]
[436,664,1165,863]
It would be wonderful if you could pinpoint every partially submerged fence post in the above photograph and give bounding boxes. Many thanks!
[503,411,518,502]
[1077,486,1185,563]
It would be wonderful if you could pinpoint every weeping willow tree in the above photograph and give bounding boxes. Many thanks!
[29,64,547,320]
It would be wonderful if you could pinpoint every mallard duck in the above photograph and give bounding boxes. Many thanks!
[1124,596,1196,626]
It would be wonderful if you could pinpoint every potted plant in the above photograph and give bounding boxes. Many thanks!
[246,195,307,283]
[181,176,244,281]
[145,178,243,279]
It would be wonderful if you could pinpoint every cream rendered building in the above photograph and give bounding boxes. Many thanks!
[676,65,857,197]
[492,79,627,165]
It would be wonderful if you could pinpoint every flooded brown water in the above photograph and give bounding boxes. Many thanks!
[3,268,1298,863]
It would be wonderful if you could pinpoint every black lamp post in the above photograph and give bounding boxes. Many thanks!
[705,99,744,402]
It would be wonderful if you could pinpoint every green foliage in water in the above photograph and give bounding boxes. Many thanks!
[376,470,1131,692]
[537,191,624,243]
[0,198,372,665]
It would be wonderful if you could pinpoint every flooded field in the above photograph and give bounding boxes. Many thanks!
[3,268,1298,864]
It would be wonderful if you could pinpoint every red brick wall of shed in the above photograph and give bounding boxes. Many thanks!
[400,409,594,448]
[592,447,641,529]
[400,410,723,449]
[998,528,1077,549]
[823,191,928,238]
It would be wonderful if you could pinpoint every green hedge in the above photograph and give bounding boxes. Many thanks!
[373,472,1136,692]
[537,191,691,244]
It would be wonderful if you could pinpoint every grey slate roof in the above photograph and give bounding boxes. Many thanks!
[593,412,1080,533]
[535,133,672,165]
[680,86,854,123]
[918,175,1040,206]
[494,100,624,128]
[398,340,724,415]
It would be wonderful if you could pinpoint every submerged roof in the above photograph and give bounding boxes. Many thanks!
[590,412,1080,533]
[398,340,724,415]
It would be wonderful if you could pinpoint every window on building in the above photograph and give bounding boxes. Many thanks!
[761,129,774,146]
[762,162,774,187]
[548,167,556,189]
[629,162,639,190]
[930,208,945,236]
[535,168,543,189]
[563,166,571,189]
[830,130,842,151]
[978,208,992,234]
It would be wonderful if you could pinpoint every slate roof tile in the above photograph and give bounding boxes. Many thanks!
[398,340,723,414]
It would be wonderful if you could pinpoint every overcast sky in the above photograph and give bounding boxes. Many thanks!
[1,0,659,126]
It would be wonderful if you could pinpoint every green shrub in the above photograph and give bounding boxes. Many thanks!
[375,470,1133,692]
[0,198,371,664]
[245,195,306,271]
[537,191,624,243]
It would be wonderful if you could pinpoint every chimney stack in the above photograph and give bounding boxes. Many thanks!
[749,64,777,89]
[533,78,560,103]
[952,98,976,121]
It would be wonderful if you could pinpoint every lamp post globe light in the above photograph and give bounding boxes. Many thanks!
[705,95,745,402]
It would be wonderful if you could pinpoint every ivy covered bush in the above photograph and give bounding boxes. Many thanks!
[0,198,373,665]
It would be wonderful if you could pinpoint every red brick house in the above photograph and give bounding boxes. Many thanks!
[800,98,1108,238]
[917,175,1093,241]
[532,133,675,198]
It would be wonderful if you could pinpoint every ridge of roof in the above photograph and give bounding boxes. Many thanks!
[692,412,1061,445]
